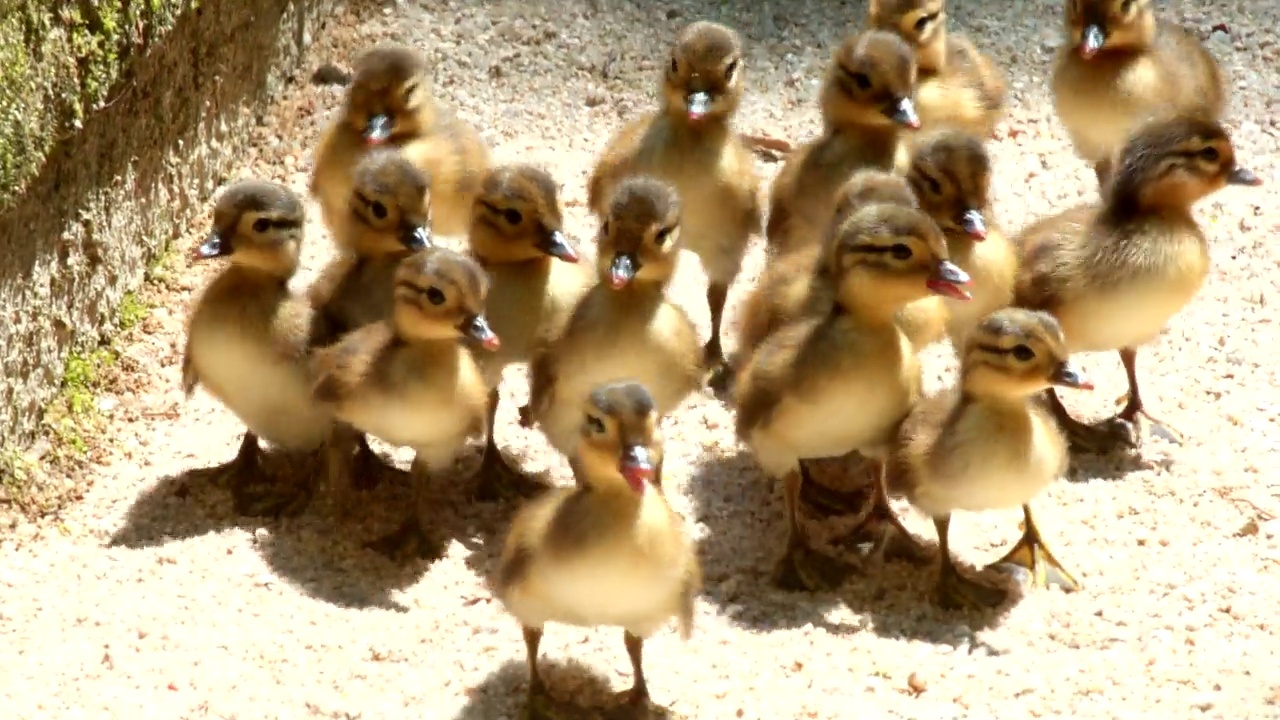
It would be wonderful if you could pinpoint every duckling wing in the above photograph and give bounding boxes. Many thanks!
[1012,206,1096,311]
[587,115,652,217]
[309,322,397,404]
[180,342,198,397]
[947,35,1007,116]
[886,389,960,497]
[733,317,821,438]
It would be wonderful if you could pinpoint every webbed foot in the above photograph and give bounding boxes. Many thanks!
[219,434,310,518]
[771,542,856,592]
[473,445,545,503]
[366,515,443,563]
[936,565,1009,610]
[987,505,1080,593]
[1113,391,1183,445]
[796,456,876,517]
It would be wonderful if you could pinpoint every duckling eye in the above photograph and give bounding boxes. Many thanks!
[1012,344,1035,362]
[913,13,937,33]
[252,218,270,233]
[586,415,606,434]
[1119,0,1135,11]
[890,243,913,260]
[1198,146,1219,162]
[402,81,419,102]
[724,59,739,81]
[851,71,872,91]
[371,201,389,220]
[503,208,523,225]
[425,287,446,305]
[654,227,673,246]
[670,57,679,75]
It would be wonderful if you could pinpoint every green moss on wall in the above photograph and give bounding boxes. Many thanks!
[0,0,184,211]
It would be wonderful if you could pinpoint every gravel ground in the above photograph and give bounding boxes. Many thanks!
[3,0,1280,718]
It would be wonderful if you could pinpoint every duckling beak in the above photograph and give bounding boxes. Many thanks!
[619,445,654,491]
[364,114,393,144]
[609,253,638,289]
[1227,166,1262,186]
[400,225,432,251]
[959,209,987,240]
[1080,25,1106,58]
[686,91,712,120]
[537,229,579,263]
[462,315,501,351]
[926,260,972,300]
[193,232,231,260]
[1051,361,1093,390]
[885,97,920,129]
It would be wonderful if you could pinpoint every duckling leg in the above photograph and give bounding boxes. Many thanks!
[772,468,857,592]
[473,389,546,502]
[986,504,1080,593]
[1113,347,1183,444]
[351,433,397,491]
[521,626,553,714]
[223,432,306,518]
[366,451,446,562]
[933,515,1008,610]
[795,455,874,517]
[620,631,650,707]
[1046,388,1138,454]
[829,461,930,565]
[703,282,730,370]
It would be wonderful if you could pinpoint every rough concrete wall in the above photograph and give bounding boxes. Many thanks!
[0,0,339,450]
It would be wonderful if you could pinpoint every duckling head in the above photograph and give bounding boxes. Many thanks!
[346,147,433,256]
[821,30,920,132]
[907,129,991,240]
[868,0,948,73]
[193,179,306,278]
[960,308,1093,398]
[1065,0,1156,59]
[576,381,663,494]
[596,176,681,290]
[824,203,970,314]
[832,169,920,229]
[344,43,434,145]
[662,21,745,125]
[469,164,578,265]
[391,247,500,351]
[1108,115,1262,214]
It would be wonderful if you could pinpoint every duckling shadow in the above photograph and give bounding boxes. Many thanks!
[107,463,253,549]
[455,658,684,720]
[687,449,859,634]
[1067,447,1170,482]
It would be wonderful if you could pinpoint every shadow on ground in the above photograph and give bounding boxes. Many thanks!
[454,658,687,720]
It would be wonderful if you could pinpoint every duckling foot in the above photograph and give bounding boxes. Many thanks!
[771,542,855,592]
[796,458,874,518]
[473,446,545,503]
[1113,392,1183,445]
[352,435,397,491]
[522,684,567,720]
[936,565,1009,611]
[986,510,1080,593]
[220,434,307,518]
[366,516,443,563]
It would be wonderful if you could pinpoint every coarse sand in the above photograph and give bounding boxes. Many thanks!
[2,0,1279,718]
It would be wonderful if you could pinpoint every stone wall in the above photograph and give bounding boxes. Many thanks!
[0,0,338,450]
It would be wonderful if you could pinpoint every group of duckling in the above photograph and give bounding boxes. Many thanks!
[180,0,1261,714]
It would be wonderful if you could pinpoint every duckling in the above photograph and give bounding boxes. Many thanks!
[1051,0,1224,189]
[310,247,500,560]
[868,0,1007,138]
[888,308,1092,609]
[528,176,703,462]
[897,128,1016,351]
[307,147,433,488]
[182,180,331,517]
[587,20,762,370]
[765,30,921,257]
[735,202,971,591]
[310,42,489,243]
[494,381,700,716]
[1014,115,1260,453]
[466,164,593,501]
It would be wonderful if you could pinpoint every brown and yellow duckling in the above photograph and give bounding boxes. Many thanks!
[494,381,700,717]
[527,176,703,462]
[888,308,1092,609]
[1051,0,1224,189]
[587,20,761,370]
[868,0,1007,138]
[182,180,331,517]
[896,128,1016,351]
[310,42,488,242]
[1015,115,1261,453]
[766,29,921,257]
[466,164,592,501]
[735,202,971,591]
[310,247,500,560]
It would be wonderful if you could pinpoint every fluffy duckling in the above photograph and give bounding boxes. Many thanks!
[897,129,1016,351]
[889,308,1092,609]
[868,0,1007,138]
[466,164,592,501]
[735,202,971,591]
[1051,0,1224,188]
[310,43,488,243]
[587,20,761,370]
[766,30,921,257]
[494,381,700,715]
[310,247,500,560]
[527,176,703,462]
[182,180,331,517]
[1015,115,1260,453]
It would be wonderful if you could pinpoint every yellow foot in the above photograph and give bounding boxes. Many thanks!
[936,567,1008,610]
[366,516,443,563]
[987,527,1080,593]
[473,450,545,503]
[771,543,856,592]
